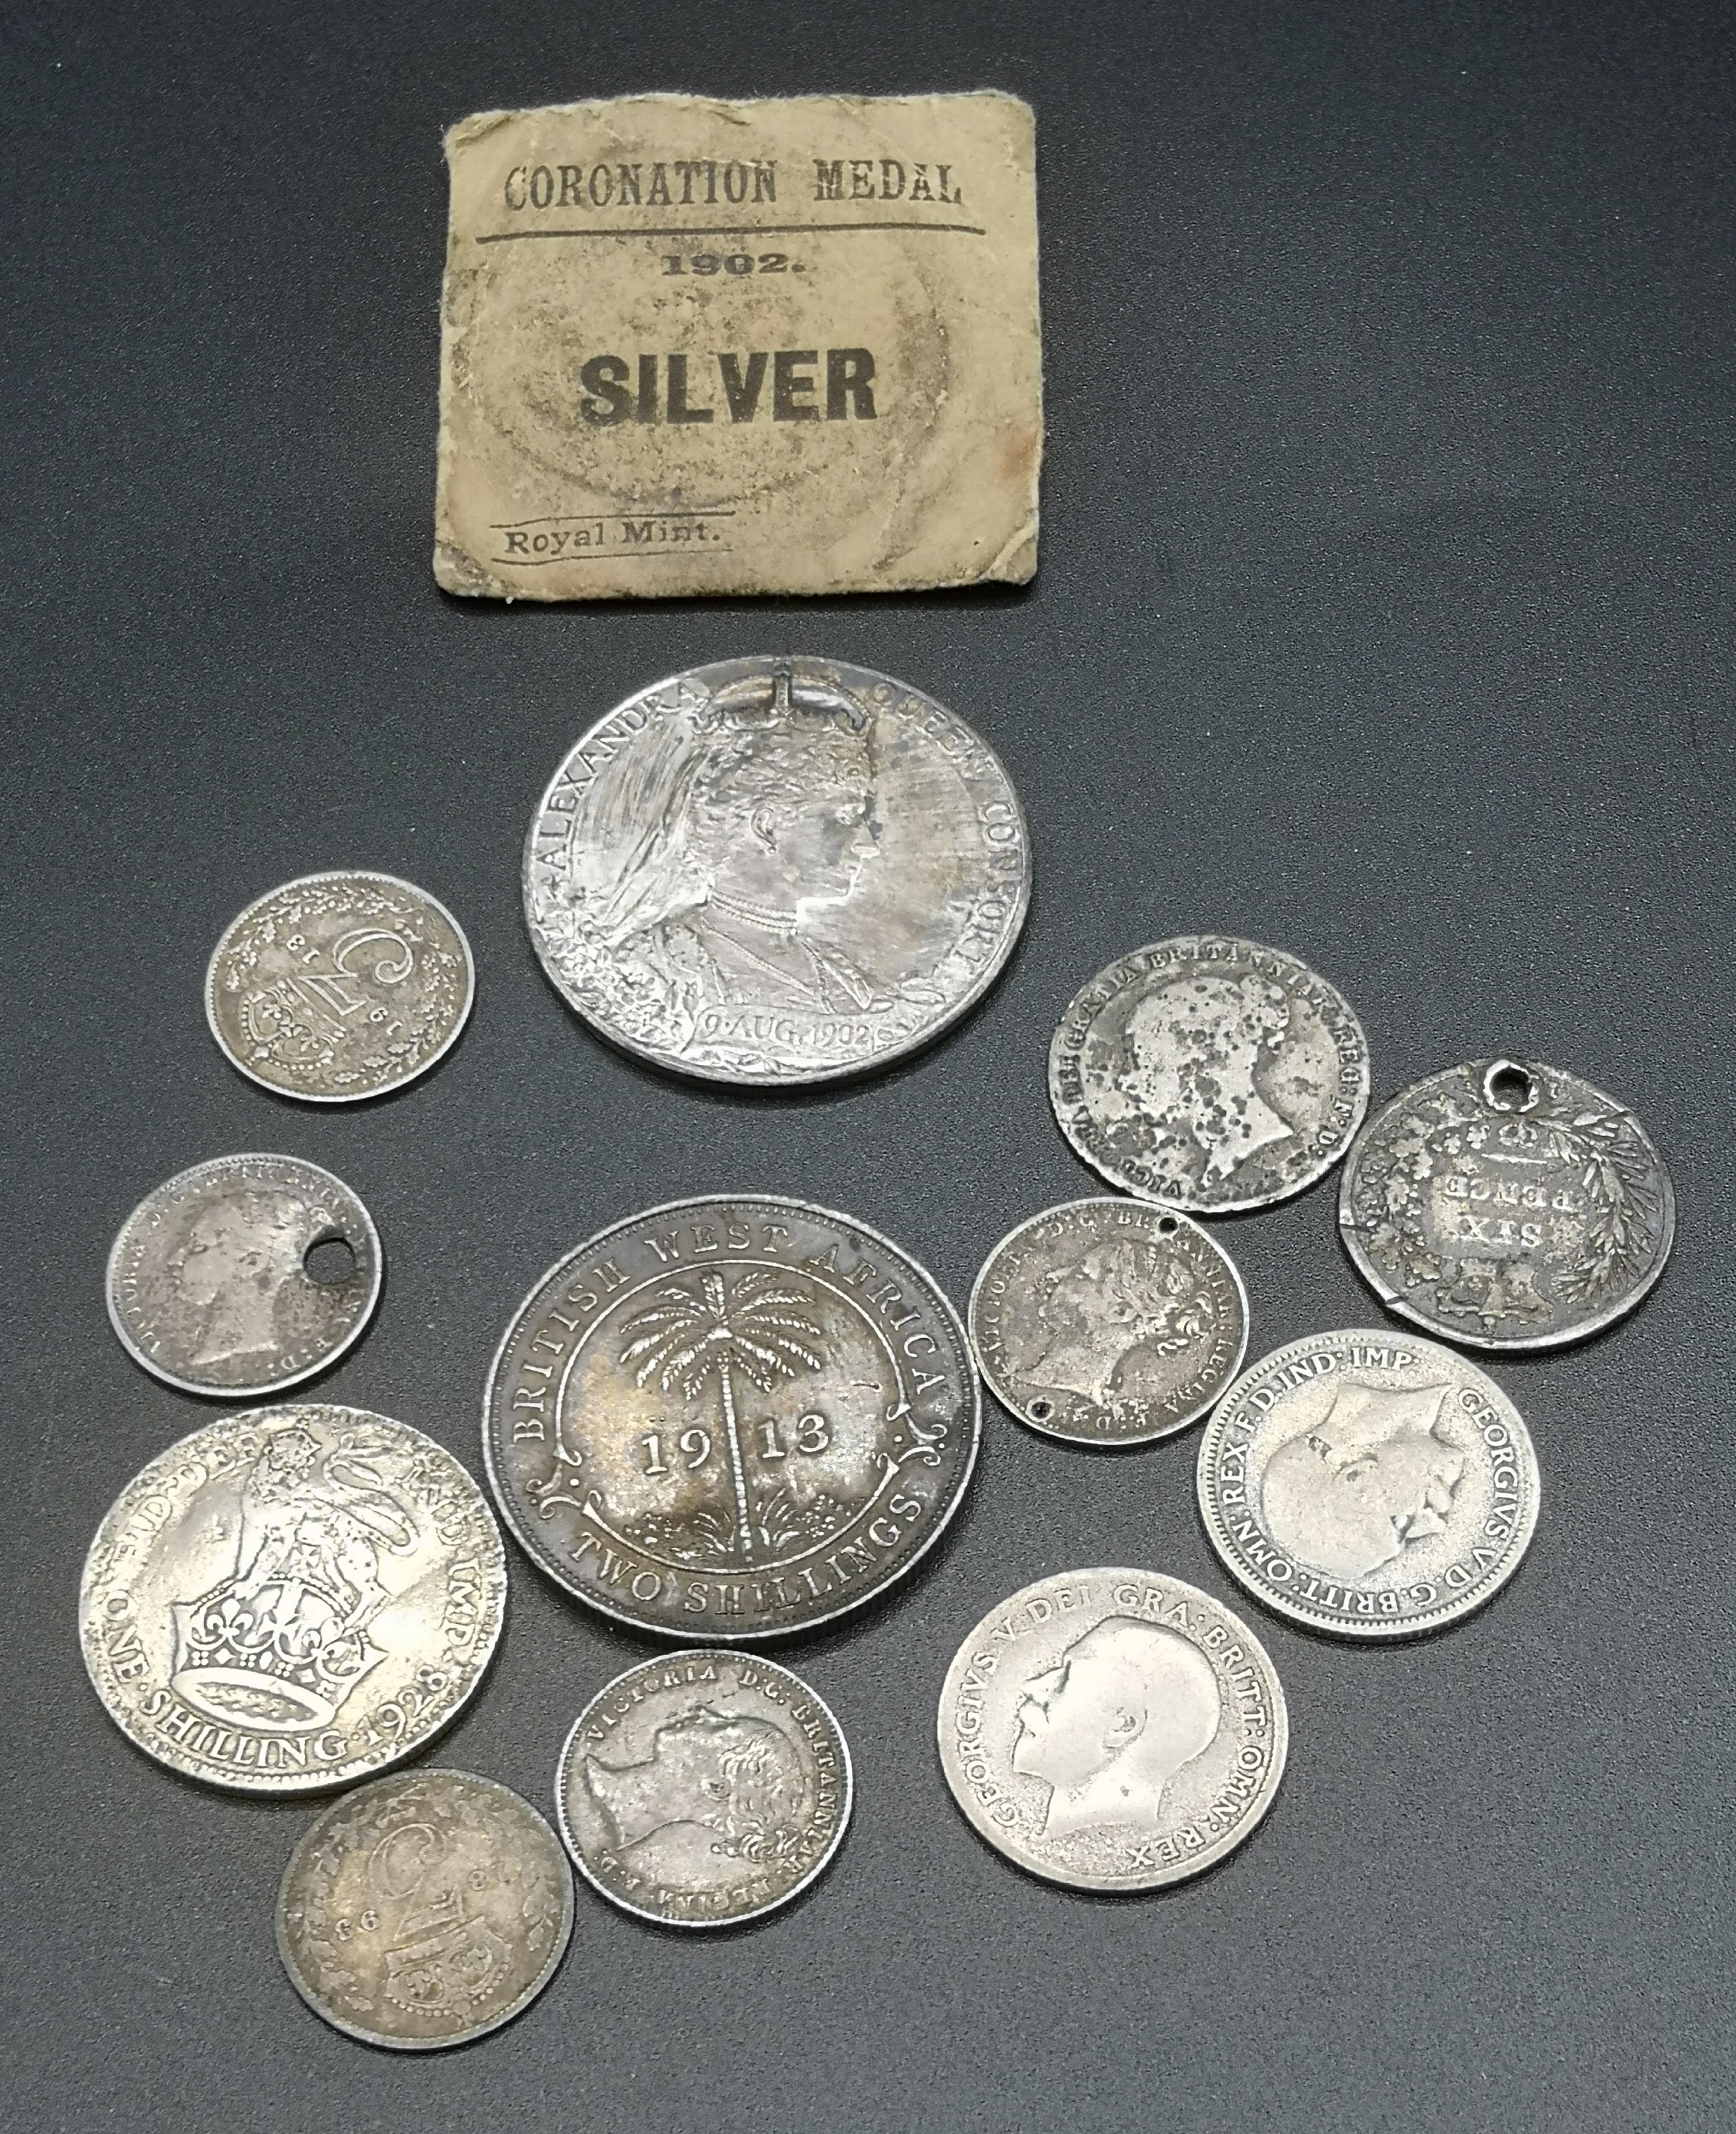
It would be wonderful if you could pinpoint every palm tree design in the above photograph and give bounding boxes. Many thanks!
[619,1269,826,1561]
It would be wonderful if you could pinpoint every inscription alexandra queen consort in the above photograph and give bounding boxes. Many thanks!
[482,1196,980,1639]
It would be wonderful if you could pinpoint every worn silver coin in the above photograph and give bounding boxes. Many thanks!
[277,1768,573,2049]
[937,1569,1287,1891]
[206,870,474,1102]
[80,1404,507,1793]
[556,1650,852,1928]
[1048,935,1371,1212]
[968,1199,1249,1445]
[105,1153,383,1397]
[1197,1329,1541,1639]
[523,656,1031,1084]
[1338,1056,1674,1350]
[483,1194,980,1640]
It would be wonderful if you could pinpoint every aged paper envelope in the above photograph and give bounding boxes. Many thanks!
[435,92,1040,599]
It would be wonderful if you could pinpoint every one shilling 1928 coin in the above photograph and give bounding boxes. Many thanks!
[556,1650,851,1928]
[277,1769,573,2049]
[482,1195,979,1640]
[522,657,1031,1085]
[1196,1330,1541,1639]
[967,1199,1248,1445]
[1048,936,1371,1213]
[80,1404,506,1793]
[104,1153,382,1397]
[206,870,473,1101]
[937,1570,1287,1891]
[1338,1056,1674,1350]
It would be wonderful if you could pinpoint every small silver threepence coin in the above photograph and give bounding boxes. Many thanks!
[105,1153,383,1397]
[522,656,1031,1084]
[1338,1056,1674,1350]
[937,1569,1287,1890]
[206,870,474,1101]
[277,1768,573,2049]
[1196,1329,1541,1639]
[556,1650,851,1928]
[1048,935,1371,1213]
[968,1199,1249,1444]
[482,1194,980,1640]
[80,1404,506,1793]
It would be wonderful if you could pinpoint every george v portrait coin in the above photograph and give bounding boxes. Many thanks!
[1338,1056,1674,1350]
[105,1153,383,1397]
[1196,1330,1541,1639]
[937,1570,1287,1891]
[556,1650,851,1928]
[968,1199,1248,1445]
[277,1768,573,2049]
[1048,936,1371,1213]
[206,870,474,1102]
[80,1404,507,1793]
[482,1194,980,1641]
[522,656,1031,1085]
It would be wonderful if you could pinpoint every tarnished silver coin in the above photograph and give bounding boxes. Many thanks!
[1197,1330,1541,1639]
[1338,1056,1674,1350]
[483,1195,979,1640]
[938,1570,1287,1891]
[80,1404,506,1792]
[1048,936,1371,1213]
[206,870,473,1101]
[523,657,1031,1085]
[556,1650,851,1928]
[968,1199,1249,1445]
[104,1153,383,1397]
[277,1769,573,2049]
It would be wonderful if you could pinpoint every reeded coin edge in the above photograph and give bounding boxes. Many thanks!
[275,1770,575,2049]
[102,1153,385,1400]
[553,1651,855,1929]
[204,869,476,1105]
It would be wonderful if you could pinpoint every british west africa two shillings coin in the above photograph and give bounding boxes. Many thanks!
[938,1571,1287,1891]
[556,1650,851,1928]
[522,657,1031,1085]
[483,1196,979,1640]
[1049,936,1371,1212]
[80,1404,506,1792]
[1338,1056,1675,1350]
[1196,1331,1541,1639]
[967,1199,1249,1445]
[277,1769,573,2049]
[104,1153,383,1397]
[206,870,474,1101]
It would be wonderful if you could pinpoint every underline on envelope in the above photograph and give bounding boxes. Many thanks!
[476,221,988,243]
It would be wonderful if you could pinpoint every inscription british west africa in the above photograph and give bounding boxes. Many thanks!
[435,92,1040,598]
[482,1196,980,1640]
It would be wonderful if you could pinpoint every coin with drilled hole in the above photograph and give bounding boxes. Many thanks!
[557,1650,851,1927]
[206,870,473,1101]
[1338,1056,1674,1350]
[105,1153,382,1396]
[968,1199,1249,1444]
[277,1769,573,2048]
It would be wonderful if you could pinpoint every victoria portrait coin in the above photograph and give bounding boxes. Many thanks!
[937,1570,1287,1890]
[522,657,1031,1085]
[1338,1056,1675,1350]
[104,1154,383,1397]
[482,1195,980,1639]
[556,1650,851,1928]
[277,1769,573,2049]
[206,870,474,1101]
[967,1199,1249,1445]
[1048,937,1371,1213]
[80,1404,507,1793]
[1196,1330,1541,1639]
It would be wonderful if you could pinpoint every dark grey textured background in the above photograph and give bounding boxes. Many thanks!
[5,4,1732,2129]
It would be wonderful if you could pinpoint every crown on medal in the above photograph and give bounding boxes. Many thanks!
[169,1561,384,1733]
